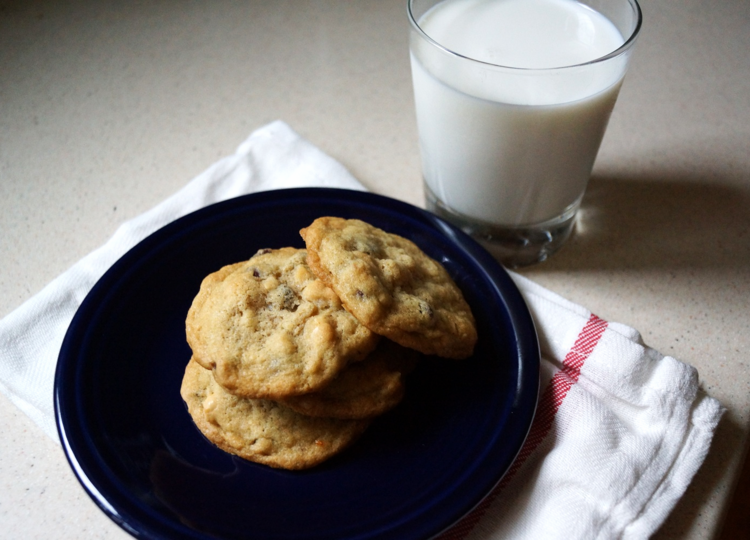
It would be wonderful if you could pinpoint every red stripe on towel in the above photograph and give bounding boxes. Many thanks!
[438,314,608,540]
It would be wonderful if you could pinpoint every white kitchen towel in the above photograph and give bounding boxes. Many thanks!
[0,120,723,539]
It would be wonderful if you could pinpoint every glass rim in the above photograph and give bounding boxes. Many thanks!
[407,0,643,72]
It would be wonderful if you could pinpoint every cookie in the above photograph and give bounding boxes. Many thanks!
[186,247,379,399]
[300,217,477,359]
[180,358,370,470]
[280,339,420,419]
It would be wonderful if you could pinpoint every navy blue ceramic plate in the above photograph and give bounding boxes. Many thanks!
[55,188,539,540]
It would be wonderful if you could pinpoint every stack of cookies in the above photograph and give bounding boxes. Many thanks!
[180,217,477,470]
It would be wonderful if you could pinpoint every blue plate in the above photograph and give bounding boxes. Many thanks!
[55,188,539,540]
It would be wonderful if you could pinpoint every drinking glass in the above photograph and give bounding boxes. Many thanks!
[408,0,642,267]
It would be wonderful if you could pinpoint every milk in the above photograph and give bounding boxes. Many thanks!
[410,0,628,226]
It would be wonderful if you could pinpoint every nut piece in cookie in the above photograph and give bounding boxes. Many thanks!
[280,339,420,419]
[185,247,379,400]
[180,358,370,470]
[300,217,477,359]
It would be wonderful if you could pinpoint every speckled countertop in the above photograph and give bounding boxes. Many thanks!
[1,0,748,538]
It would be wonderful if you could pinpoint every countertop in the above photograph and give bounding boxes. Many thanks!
[1,0,748,538]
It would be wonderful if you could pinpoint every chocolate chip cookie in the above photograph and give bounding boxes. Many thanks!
[180,358,370,470]
[280,339,420,419]
[301,218,477,359]
[186,247,379,399]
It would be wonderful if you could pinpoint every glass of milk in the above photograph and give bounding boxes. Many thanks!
[408,0,642,267]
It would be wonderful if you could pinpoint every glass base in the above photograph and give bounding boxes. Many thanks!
[425,183,577,268]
